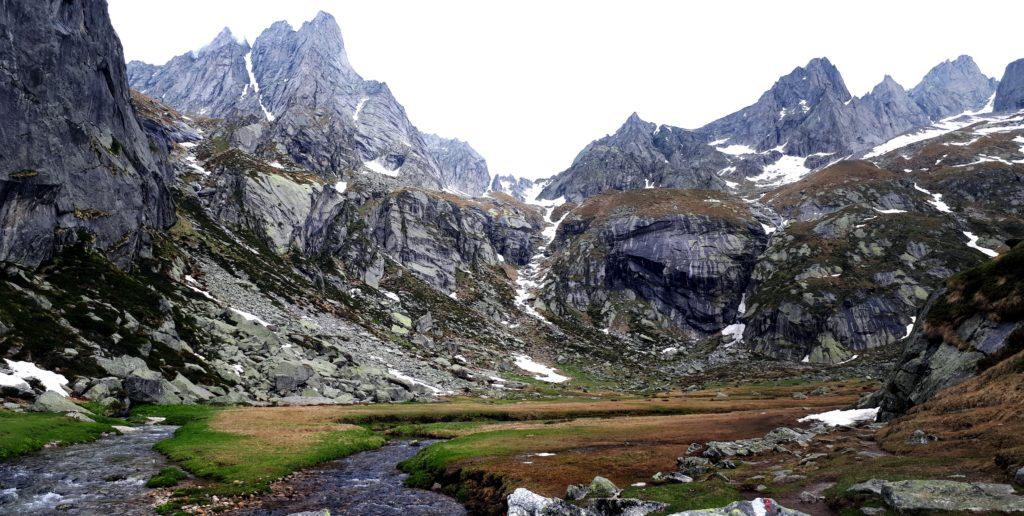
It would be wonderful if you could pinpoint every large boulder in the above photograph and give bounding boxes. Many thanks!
[28,391,90,414]
[874,480,1024,513]
[123,369,182,404]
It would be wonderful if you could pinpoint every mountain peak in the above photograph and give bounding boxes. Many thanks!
[617,112,655,136]
[910,55,999,119]
[871,75,905,95]
[198,27,246,55]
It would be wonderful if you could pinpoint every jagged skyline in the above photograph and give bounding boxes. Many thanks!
[109,0,1024,178]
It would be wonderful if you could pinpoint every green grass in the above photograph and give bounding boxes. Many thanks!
[620,482,741,514]
[0,410,115,460]
[134,404,385,512]
[147,466,188,488]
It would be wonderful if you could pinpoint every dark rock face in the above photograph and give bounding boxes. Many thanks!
[541,190,767,337]
[422,134,491,197]
[994,58,1024,113]
[909,55,998,120]
[127,28,257,118]
[0,0,174,268]
[538,113,730,203]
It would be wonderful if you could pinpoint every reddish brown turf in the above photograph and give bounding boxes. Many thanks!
[455,404,852,497]
[878,348,1024,478]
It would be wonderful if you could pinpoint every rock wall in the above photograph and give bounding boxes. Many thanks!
[0,0,174,269]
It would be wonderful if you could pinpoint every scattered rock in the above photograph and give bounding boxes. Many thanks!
[566,484,590,501]
[677,456,713,476]
[651,472,693,484]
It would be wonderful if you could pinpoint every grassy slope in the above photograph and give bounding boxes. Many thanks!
[0,410,115,460]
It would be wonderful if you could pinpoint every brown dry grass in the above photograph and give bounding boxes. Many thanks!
[451,406,847,497]
[765,160,897,209]
[571,188,753,225]
[878,348,1024,477]
[209,406,361,450]
[327,380,864,424]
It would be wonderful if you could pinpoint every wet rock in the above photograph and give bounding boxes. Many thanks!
[28,392,90,414]
[667,497,808,515]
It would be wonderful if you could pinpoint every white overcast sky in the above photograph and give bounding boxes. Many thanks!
[109,0,1023,179]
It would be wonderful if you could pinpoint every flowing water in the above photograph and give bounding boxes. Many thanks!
[0,425,176,515]
[230,440,467,516]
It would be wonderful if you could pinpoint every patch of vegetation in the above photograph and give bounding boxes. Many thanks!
[621,482,740,514]
[928,240,1024,331]
[137,405,384,511]
[0,410,114,460]
[109,137,123,156]
[9,169,38,179]
[147,466,188,488]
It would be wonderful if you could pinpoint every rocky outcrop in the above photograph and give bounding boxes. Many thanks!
[538,114,730,203]
[873,241,1024,420]
[127,28,257,118]
[540,189,767,338]
[0,0,174,268]
[848,479,1024,513]
[745,161,986,363]
[909,55,998,120]
[489,175,536,202]
[304,182,541,291]
[423,134,491,197]
[851,76,931,146]
[994,58,1024,113]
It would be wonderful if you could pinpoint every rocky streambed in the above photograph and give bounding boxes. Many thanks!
[229,440,466,515]
[0,425,176,515]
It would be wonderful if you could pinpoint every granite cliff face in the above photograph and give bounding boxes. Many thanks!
[422,134,492,197]
[127,28,257,119]
[994,58,1024,113]
[539,189,768,339]
[0,0,174,269]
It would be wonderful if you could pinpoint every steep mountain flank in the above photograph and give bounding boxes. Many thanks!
[0,0,174,269]
[422,134,492,197]
[744,161,988,364]
[538,114,730,202]
[538,189,768,339]
[128,12,445,188]
[127,28,256,118]
[909,55,998,120]
[994,58,1024,113]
